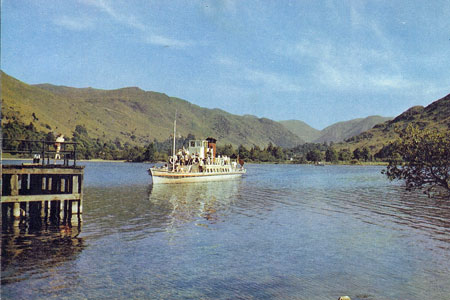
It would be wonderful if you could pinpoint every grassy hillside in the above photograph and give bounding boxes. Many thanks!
[313,116,393,143]
[339,93,450,153]
[279,120,321,142]
[280,116,393,144]
[1,71,304,148]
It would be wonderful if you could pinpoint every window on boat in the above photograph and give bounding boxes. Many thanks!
[190,141,195,147]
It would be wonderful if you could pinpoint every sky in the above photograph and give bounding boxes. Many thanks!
[1,0,449,129]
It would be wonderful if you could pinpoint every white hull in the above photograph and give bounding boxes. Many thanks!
[150,168,245,184]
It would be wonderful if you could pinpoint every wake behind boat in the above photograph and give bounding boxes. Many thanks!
[149,137,246,184]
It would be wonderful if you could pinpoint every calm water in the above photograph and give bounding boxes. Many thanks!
[2,162,450,300]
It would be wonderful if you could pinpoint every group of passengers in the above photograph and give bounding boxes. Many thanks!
[170,147,231,168]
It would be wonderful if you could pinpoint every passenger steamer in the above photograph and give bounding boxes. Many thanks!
[149,137,246,184]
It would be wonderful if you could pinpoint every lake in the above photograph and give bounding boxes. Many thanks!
[2,162,450,299]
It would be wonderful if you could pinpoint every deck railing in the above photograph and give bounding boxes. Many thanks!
[1,139,78,167]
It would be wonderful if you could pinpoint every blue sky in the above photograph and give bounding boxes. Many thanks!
[2,0,449,129]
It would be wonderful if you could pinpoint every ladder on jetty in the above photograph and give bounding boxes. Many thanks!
[1,139,84,222]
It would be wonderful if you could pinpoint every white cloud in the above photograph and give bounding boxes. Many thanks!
[78,0,191,48]
[53,15,94,31]
[278,34,416,92]
[215,55,302,93]
[244,69,302,93]
[144,34,191,48]
[215,55,239,67]
[271,3,430,93]
[80,0,146,30]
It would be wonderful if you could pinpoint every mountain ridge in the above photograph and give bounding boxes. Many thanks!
[314,115,393,143]
[4,71,444,154]
[1,71,305,148]
[341,93,450,153]
[280,115,393,143]
[279,120,321,142]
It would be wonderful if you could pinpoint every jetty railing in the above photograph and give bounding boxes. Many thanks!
[1,139,78,167]
[2,139,84,223]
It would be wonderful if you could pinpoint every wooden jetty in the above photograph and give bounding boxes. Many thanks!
[1,139,84,222]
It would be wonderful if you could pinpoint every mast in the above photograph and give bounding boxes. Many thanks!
[172,110,177,171]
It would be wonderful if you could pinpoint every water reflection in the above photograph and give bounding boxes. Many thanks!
[2,163,450,300]
[149,180,241,231]
[1,219,84,285]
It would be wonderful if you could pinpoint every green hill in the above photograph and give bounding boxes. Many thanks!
[1,71,304,148]
[279,120,321,142]
[314,116,393,143]
[341,93,450,153]
[280,116,393,144]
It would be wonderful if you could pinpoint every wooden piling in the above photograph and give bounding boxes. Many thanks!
[48,177,53,193]
[2,164,84,224]
[40,201,46,218]
[10,175,19,196]
[71,200,79,214]
[60,200,65,220]
[46,201,51,218]
[73,175,79,194]
[13,203,20,219]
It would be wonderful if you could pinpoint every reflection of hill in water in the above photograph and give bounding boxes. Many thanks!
[149,180,241,229]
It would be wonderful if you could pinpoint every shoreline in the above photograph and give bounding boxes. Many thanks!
[1,156,388,166]
[1,157,128,163]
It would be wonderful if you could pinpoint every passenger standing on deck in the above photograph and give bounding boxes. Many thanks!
[54,134,65,159]
[199,158,204,172]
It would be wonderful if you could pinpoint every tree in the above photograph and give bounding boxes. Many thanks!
[46,132,56,142]
[338,149,352,161]
[375,143,396,160]
[272,146,284,160]
[258,151,271,162]
[361,147,370,161]
[325,148,338,163]
[250,145,261,161]
[125,145,145,162]
[384,125,450,197]
[353,148,362,160]
[238,145,250,160]
[75,124,88,136]
[217,144,235,157]
[143,143,156,162]
[306,150,323,162]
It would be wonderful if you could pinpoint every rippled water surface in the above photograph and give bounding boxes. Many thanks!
[2,162,450,299]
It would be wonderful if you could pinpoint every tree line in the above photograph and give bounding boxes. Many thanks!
[2,119,391,164]
[4,119,447,197]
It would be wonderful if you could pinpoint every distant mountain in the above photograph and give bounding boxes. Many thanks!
[313,116,393,143]
[279,116,393,144]
[343,93,450,152]
[279,120,321,142]
[1,71,304,148]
